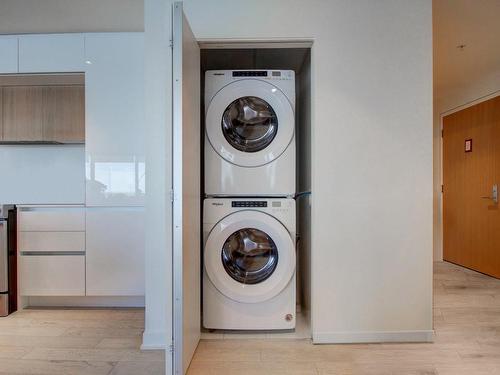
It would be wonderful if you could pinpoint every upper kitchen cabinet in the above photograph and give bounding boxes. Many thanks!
[18,34,84,73]
[84,33,145,207]
[42,85,85,143]
[0,36,18,73]
[0,76,85,143]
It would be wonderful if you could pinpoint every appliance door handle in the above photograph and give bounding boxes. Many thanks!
[481,184,498,204]
[0,220,8,292]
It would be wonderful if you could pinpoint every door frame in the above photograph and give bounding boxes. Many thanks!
[437,89,500,261]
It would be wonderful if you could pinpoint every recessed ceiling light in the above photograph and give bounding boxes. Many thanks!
[456,44,466,50]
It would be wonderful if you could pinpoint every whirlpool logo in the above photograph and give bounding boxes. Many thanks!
[211,202,224,206]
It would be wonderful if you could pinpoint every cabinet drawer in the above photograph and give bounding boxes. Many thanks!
[19,232,85,253]
[18,207,85,231]
[20,255,85,296]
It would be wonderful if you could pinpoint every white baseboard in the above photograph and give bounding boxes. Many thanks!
[25,296,145,308]
[141,330,167,350]
[313,330,434,344]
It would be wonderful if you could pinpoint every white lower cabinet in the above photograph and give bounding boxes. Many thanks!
[85,207,145,296]
[20,255,85,296]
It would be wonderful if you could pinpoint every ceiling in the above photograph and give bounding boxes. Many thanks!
[433,0,500,104]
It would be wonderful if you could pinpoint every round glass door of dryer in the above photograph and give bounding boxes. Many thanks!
[221,97,278,153]
[205,79,294,167]
[204,210,295,304]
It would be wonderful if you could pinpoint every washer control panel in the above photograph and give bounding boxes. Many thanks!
[231,201,267,208]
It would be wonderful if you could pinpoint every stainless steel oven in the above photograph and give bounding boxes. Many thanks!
[0,205,15,317]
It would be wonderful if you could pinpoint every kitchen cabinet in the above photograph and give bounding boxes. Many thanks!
[19,232,85,253]
[2,86,44,141]
[85,207,145,296]
[42,86,85,143]
[18,34,84,73]
[84,33,145,206]
[20,255,85,296]
[18,206,85,231]
[18,206,86,296]
[1,85,85,143]
[0,36,18,73]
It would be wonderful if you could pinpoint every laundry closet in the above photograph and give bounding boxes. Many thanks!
[198,45,312,339]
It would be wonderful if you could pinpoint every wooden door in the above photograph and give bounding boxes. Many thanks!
[443,95,500,278]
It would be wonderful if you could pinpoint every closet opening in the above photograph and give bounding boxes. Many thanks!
[199,43,312,339]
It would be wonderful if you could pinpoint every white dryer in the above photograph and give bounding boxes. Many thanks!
[203,198,296,330]
[204,70,296,197]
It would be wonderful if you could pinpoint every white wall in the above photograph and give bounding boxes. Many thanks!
[184,0,433,342]
[0,0,143,34]
[0,145,85,204]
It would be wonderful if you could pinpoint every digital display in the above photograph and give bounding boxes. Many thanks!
[272,71,281,77]
[232,71,268,77]
[232,201,267,207]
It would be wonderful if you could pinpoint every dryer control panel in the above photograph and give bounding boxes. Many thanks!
[229,70,294,80]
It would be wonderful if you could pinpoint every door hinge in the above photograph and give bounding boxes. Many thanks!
[441,184,444,193]
[169,39,173,48]
[441,129,444,138]
[168,343,175,353]
[169,190,175,202]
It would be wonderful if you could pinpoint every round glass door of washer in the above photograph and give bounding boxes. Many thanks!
[221,227,279,285]
[204,210,295,304]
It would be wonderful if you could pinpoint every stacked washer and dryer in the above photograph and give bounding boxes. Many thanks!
[203,70,297,330]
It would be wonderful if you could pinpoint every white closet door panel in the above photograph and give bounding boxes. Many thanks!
[86,207,145,296]
[172,3,201,373]
[19,232,85,253]
[0,36,18,73]
[20,255,85,296]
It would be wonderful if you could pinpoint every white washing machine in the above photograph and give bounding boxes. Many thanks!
[204,70,296,197]
[203,198,296,330]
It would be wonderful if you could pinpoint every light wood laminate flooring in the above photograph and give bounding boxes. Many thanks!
[0,262,499,374]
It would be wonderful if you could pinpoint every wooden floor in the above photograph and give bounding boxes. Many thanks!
[0,261,499,374]
[188,261,500,375]
[0,308,164,374]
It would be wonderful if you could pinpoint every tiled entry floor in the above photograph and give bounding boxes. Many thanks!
[1,262,500,374]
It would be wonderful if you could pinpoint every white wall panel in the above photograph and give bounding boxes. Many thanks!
[84,33,145,207]
[18,34,84,73]
[0,145,85,205]
[0,36,18,73]
[183,0,433,343]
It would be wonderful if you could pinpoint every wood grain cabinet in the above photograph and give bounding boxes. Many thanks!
[0,85,85,143]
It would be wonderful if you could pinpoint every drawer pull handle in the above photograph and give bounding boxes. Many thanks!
[21,251,85,256]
